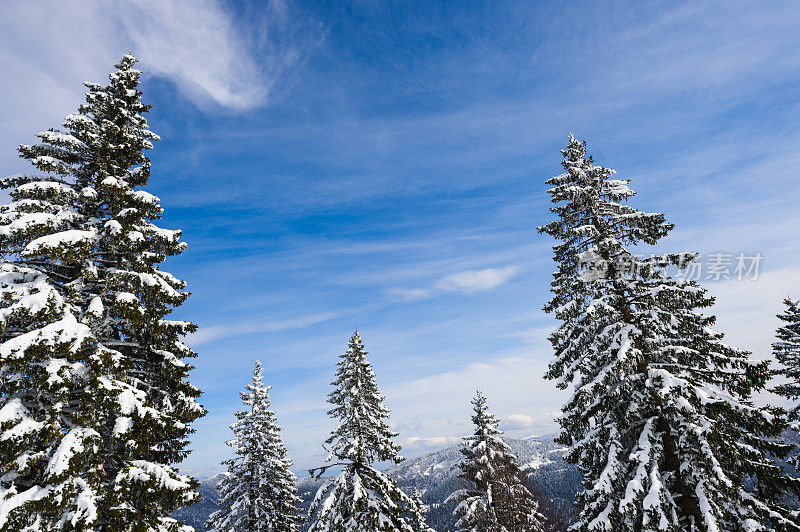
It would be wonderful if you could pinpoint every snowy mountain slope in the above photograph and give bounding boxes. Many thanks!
[387,435,579,530]
[172,473,227,531]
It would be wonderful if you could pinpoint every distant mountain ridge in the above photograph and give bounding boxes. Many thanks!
[174,430,800,531]
[385,434,580,530]
[174,434,581,531]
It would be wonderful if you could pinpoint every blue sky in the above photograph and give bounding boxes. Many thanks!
[1,0,800,476]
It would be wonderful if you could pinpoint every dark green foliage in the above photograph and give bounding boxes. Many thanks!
[775,297,800,420]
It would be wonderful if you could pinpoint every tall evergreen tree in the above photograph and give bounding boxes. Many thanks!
[538,135,800,531]
[447,390,544,532]
[306,331,430,532]
[0,55,204,531]
[207,360,300,532]
[774,297,800,422]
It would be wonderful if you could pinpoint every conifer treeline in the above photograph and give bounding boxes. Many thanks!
[2,57,800,532]
[212,333,544,532]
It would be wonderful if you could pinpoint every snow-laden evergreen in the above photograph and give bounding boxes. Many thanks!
[538,136,800,531]
[206,360,300,532]
[773,297,800,468]
[446,391,544,532]
[306,332,430,532]
[0,55,204,531]
[774,297,800,422]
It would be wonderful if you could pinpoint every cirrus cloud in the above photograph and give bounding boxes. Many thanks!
[404,436,462,450]
[387,265,520,302]
[435,266,520,293]
[0,0,314,116]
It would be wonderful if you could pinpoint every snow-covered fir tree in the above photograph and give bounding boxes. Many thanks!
[306,331,430,532]
[206,360,301,532]
[446,390,544,532]
[773,297,800,469]
[538,135,800,531]
[0,55,204,531]
[774,297,800,423]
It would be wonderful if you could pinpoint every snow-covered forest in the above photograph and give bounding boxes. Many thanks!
[2,4,800,530]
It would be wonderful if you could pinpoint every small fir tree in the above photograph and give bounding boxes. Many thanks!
[306,331,430,532]
[538,136,800,531]
[206,360,301,532]
[446,390,544,532]
[0,55,203,531]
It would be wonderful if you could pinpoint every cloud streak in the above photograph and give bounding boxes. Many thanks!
[0,0,310,117]
[187,311,341,346]
[115,0,279,110]
[436,266,520,293]
[388,266,520,302]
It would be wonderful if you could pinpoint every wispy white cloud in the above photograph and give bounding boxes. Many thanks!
[114,0,304,110]
[385,287,434,302]
[403,436,461,450]
[435,266,520,294]
[387,265,520,302]
[187,311,341,346]
[0,0,308,122]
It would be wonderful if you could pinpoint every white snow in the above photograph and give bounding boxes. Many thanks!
[46,427,99,477]
[23,229,96,256]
